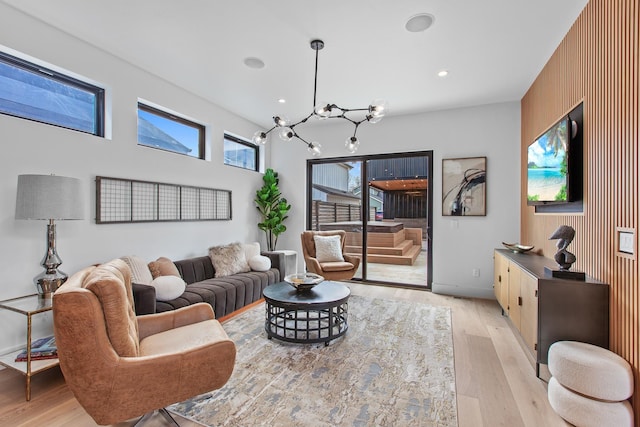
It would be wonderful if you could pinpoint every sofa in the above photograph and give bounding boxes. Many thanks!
[127,243,285,318]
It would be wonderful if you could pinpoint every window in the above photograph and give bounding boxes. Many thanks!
[137,102,205,159]
[0,51,105,136]
[224,133,259,171]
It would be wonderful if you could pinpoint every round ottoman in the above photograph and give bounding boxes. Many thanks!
[547,341,634,427]
[548,377,633,427]
[548,341,633,401]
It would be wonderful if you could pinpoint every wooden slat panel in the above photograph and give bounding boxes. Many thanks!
[521,0,639,423]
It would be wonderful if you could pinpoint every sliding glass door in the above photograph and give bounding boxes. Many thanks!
[307,151,432,288]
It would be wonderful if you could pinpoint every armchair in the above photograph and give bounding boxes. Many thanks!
[300,230,361,281]
[52,259,236,425]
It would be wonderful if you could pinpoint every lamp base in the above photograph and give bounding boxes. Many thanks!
[34,269,68,299]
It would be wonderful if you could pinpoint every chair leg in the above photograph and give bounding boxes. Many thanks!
[133,408,180,427]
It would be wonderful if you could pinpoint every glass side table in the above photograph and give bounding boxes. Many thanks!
[0,294,59,401]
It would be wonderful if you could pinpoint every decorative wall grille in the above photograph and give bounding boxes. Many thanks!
[96,176,232,224]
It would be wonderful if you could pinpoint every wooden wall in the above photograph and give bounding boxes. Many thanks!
[521,0,639,422]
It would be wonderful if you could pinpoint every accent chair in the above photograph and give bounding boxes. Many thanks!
[300,230,361,281]
[52,258,236,425]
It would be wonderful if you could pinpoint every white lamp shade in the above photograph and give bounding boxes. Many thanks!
[15,174,85,220]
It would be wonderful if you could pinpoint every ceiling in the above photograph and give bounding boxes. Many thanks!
[3,1,588,129]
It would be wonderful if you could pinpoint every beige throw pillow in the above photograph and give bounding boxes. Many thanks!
[120,255,153,285]
[148,257,180,279]
[314,235,345,262]
[209,243,250,278]
[242,242,261,260]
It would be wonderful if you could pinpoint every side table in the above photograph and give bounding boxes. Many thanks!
[0,294,59,401]
[273,249,298,277]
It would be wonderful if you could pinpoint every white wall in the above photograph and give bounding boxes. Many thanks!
[271,102,521,299]
[0,6,269,352]
[0,5,521,356]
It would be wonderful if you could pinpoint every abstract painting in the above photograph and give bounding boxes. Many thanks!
[442,157,486,216]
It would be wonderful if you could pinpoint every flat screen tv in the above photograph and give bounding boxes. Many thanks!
[527,115,579,205]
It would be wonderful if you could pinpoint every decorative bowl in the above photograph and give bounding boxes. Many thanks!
[284,273,324,291]
[502,242,535,254]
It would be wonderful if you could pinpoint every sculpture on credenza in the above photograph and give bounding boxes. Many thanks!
[549,225,576,269]
[545,225,585,280]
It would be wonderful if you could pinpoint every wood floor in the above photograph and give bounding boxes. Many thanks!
[0,283,570,427]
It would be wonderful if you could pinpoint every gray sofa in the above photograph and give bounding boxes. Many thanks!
[132,251,284,317]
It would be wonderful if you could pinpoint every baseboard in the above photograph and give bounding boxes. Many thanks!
[431,282,495,299]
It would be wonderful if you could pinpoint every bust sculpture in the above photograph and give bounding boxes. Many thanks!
[549,225,576,270]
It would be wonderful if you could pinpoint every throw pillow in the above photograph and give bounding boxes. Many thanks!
[242,242,261,260]
[148,257,180,279]
[314,235,345,262]
[248,254,271,272]
[209,242,250,278]
[120,255,153,285]
[150,276,186,301]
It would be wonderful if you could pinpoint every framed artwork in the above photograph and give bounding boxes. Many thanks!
[442,156,486,216]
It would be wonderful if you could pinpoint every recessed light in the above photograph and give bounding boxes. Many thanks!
[405,13,435,33]
[243,57,265,69]
[278,99,286,104]
[438,70,449,77]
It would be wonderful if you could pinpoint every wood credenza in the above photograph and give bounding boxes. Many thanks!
[493,249,609,376]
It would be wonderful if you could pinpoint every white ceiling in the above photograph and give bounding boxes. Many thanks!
[3,0,588,128]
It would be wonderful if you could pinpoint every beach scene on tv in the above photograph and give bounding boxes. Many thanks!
[527,119,568,203]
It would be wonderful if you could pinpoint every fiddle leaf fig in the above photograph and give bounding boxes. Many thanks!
[255,168,291,251]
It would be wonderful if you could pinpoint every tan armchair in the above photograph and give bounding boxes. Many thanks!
[52,259,236,426]
[301,230,361,281]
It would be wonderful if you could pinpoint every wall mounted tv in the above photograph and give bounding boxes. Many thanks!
[527,109,582,206]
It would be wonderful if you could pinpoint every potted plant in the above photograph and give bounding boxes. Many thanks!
[255,168,291,251]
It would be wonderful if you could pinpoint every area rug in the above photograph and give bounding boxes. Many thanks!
[169,294,457,426]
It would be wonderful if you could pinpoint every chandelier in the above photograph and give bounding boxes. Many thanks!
[252,39,387,156]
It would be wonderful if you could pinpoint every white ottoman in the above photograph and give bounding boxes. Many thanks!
[547,341,634,427]
[548,377,633,427]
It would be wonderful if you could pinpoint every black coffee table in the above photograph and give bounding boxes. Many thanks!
[263,281,350,345]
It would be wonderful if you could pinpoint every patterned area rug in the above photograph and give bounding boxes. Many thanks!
[169,294,457,426]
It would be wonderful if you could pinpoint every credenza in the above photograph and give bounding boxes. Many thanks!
[493,249,609,377]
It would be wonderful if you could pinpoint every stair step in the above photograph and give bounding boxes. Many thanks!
[345,244,422,266]
[346,240,414,256]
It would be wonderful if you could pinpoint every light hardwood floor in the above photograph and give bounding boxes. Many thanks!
[0,283,570,427]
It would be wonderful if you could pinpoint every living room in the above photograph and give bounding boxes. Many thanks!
[0,1,638,426]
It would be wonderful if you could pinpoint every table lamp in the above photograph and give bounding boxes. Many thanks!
[15,174,85,299]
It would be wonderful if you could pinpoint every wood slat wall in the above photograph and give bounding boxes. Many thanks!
[521,0,639,422]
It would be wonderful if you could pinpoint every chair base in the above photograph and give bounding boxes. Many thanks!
[134,408,180,427]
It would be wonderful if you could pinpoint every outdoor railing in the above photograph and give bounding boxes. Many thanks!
[311,200,376,231]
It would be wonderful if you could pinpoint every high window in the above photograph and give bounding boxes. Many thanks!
[0,51,105,136]
[137,102,205,159]
[224,133,259,171]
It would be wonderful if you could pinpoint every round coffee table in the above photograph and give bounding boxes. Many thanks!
[263,281,350,346]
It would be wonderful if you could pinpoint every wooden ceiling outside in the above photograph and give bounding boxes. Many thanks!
[368,178,428,192]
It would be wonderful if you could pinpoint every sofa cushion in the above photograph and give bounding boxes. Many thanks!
[314,235,345,262]
[155,268,280,316]
[209,243,250,278]
[148,257,180,279]
[248,255,271,271]
[120,255,153,285]
[320,261,355,272]
[151,276,186,301]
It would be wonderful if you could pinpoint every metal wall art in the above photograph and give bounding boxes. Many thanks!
[96,176,231,224]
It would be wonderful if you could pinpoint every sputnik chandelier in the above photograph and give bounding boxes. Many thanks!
[252,39,387,156]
